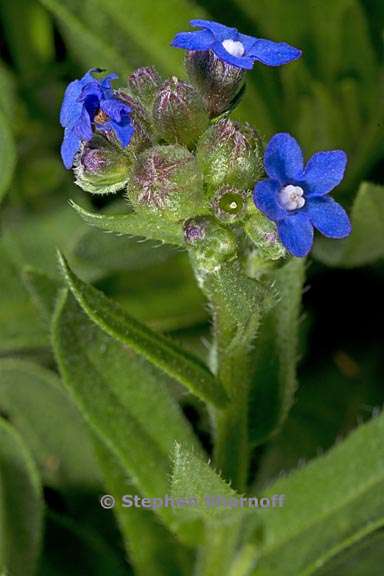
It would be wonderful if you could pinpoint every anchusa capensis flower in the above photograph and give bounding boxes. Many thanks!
[59,18,351,271]
[253,133,351,257]
[60,68,134,169]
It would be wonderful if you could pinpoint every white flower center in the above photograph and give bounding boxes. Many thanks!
[279,185,305,211]
[222,39,245,58]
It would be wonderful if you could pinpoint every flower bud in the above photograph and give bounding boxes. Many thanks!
[184,216,237,273]
[185,50,245,118]
[152,77,209,148]
[127,66,162,110]
[196,119,264,195]
[211,186,248,224]
[127,144,205,222]
[74,136,131,194]
[244,210,286,261]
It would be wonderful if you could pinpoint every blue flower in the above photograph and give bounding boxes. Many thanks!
[253,133,351,257]
[60,68,134,169]
[171,19,302,70]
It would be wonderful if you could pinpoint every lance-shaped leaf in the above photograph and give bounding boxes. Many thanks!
[52,289,203,540]
[244,411,384,575]
[0,419,43,576]
[70,201,184,246]
[58,253,227,408]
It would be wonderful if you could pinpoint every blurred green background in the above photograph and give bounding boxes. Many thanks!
[0,0,384,574]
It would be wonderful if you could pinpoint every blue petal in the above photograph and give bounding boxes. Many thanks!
[303,151,348,196]
[100,98,132,121]
[277,212,314,257]
[59,69,99,127]
[248,39,302,66]
[213,42,255,69]
[97,119,134,148]
[60,127,82,169]
[190,19,237,41]
[78,81,103,102]
[72,107,93,141]
[60,79,83,127]
[253,178,286,222]
[171,30,214,50]
[264,132,304,183]
[306,197,351,238]
[100,72,118,90]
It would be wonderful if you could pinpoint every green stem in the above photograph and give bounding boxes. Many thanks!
[212,314,253,492]
[202,261,262,492]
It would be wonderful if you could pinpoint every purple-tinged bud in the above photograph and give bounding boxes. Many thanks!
[196,119,264,195]
[127,144,205,222]
[184,216,237,273]
[73,137,131,194]
[244,208,286,275]
[127,66,162,110]
[115,90,152,153]
[185,50,245,118]
[211,186,248,224]
[152,77,209,148]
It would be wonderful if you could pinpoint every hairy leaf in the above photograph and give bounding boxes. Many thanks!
[248,411,384,575]
[70,201,184,246]
[58,253,227,407]
[52,289,202,538]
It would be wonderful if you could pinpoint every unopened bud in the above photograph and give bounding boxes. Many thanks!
[245,209,286,264]
[185,50,245,118]
[197,119,264,195]
[184,217,237,273]
[211,186,248,224]
[127,66,162,110]
[127,144,205,222]
[153,77,209,147]
[74,137,131,194]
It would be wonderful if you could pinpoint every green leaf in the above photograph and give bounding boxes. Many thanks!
[0,109,16,204]
[313,182,384,267]
[248,258,305,446]
[94,440,191,576]
[58,253,228,408]
[171,444,247,576]
[0,419,43,576]
[0,358,101,491]
[247,411,384,575]
[52,289,202,538]
[70,200,185,246]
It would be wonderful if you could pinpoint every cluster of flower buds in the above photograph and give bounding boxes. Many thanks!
[60,18,351,266]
